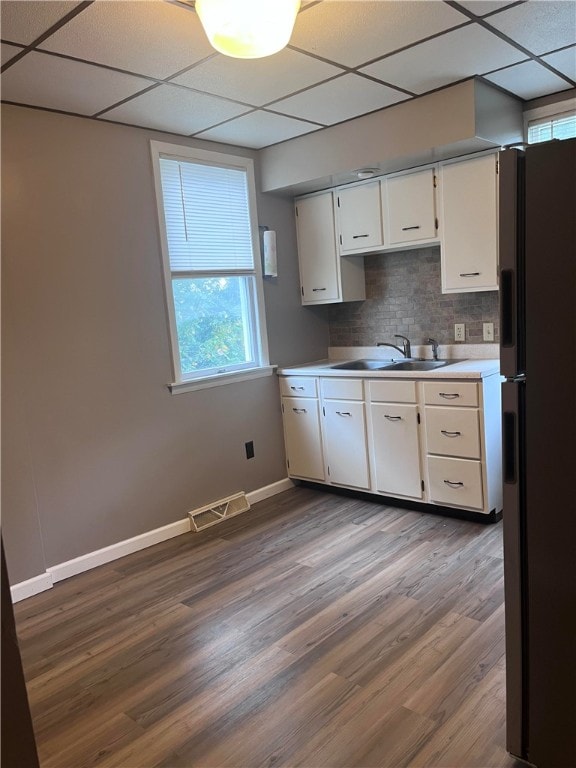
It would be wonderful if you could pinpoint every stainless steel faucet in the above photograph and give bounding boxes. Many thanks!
[427,337,439,361]
[394,334,412,358]
[377,334,412,358]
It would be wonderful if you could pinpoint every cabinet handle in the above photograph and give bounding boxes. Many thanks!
[292,408,307,414]
[401,225,421,231]
[290,386,305,391]
[441,430,462,437]
[459,272,481,277]
[312,287,327,292]
[443,480,464,487]
[336,411,352,416]
[352,234,369,239]
[439,392,460,399]
[384,415,402,421]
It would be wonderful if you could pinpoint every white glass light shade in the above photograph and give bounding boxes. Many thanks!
[195,0,301,59]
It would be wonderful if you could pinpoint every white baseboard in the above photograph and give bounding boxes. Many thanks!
[10,477,294,602]
[246,477,294,505]
[10,572,54,603]
[48,518,191,584]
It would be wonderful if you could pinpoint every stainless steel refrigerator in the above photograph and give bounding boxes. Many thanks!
[499,138,576,768]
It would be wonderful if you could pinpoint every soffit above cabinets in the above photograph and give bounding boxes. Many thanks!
[1,0,575,150]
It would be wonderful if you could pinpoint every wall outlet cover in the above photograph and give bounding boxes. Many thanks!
[454,323,466,342]
[483,322,495,342]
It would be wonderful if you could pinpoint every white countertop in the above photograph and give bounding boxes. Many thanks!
[277,357,501,380]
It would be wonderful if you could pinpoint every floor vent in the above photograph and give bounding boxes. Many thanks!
[189,492,250,532]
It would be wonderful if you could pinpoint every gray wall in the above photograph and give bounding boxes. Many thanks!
[327,247,499,347]
[1,105,328,584]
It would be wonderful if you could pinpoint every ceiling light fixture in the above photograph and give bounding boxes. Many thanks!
[195,0,301,59]
[355,168,378,180]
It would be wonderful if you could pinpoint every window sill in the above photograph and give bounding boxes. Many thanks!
[169,365,276,394]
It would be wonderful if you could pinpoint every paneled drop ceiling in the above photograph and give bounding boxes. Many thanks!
[1,0,575,149]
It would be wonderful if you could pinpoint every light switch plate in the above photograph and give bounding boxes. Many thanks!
[454,323,465,342]
[483,322,494,342]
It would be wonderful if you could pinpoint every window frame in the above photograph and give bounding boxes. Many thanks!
[524,97,576,144]
[150,141,272,393]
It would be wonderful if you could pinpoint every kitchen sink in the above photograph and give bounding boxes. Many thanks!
[330,359,397,371]
[387,360,452,371]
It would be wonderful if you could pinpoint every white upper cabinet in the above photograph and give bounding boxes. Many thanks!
[336,181,384,254]
[385,167,438,246]
[438,153,499,293]
[295,190,366,305]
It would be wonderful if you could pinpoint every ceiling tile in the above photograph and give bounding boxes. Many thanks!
[485,1,576,56]
[456,1,519,16]
[196,110,320,148]
[102,84,251,135]
[269,74,410,126]
[172,48,343,107]
[0,1,81,45]
[40,0,215,79]
[484,60,573,100]
[1,42,23,66]
[0,51,152,114]
[541,46,576,82]
[360,24,527,93]
[289,0,468,68]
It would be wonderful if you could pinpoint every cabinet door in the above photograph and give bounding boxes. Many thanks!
[323,400,370,489]
[370,403,422,498]
[295,193,340,303]
[282,397,324,480]
[386,168,437,245]
[337,182,384,253]
[439,153,498,293]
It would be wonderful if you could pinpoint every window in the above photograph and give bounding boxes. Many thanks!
[525,99,576,144]
[151,142,270,391]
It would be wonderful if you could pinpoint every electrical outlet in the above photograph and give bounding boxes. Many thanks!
[454,323,466,342]
[245,441,254,460]
[483,322,494,342]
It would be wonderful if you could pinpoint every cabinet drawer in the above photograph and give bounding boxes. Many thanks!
[369,379,416,403]
[425,407,481,459]
[321,378,363,400]
[428,456,484,510]
[280,376,318,398]
[424,381,478,407]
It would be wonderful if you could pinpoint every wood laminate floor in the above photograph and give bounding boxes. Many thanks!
[15,487,521,768]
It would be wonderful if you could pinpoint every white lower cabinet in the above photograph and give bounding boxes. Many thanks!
[280,376,324,481]
[370,403,422,498]
[279,372,502,516]
[323,400,370,489]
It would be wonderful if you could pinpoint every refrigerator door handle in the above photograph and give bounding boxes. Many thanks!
[501,269,516,348]
[503,411,517,483]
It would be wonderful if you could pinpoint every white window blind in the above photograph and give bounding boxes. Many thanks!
[528,111,576,144]
[159,157,254,272]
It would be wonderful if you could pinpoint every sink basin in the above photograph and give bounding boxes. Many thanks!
[387,360,451,371]
[330,359,396,371]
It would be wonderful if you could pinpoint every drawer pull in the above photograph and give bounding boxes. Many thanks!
[352,234,369,239]
[401,225,421,231]
[443,480,464,487]
[439,392,460,399]
[292,408,307,414]
[336,411,352,417]
[312,287,327,292]
[290,386,305,391]
[459,272,480,277]
[384,415,402,421]
[441,430,462,437]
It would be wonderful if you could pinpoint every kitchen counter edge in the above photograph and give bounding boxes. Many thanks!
[277,358,501,380]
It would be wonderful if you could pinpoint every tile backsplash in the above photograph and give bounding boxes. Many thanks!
[328,246,499,347]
